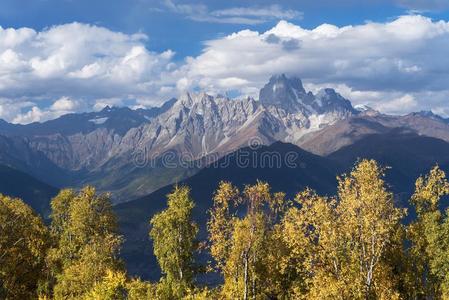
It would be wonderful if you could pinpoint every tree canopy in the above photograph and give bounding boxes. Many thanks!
[2,160,449,299]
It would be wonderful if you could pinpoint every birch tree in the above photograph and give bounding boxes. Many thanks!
[150,185,198,299]
[282,159,404,299]
[46,187,123,299]
[407,165,449,299]
[0,194,49,299]
[208,181,288,299]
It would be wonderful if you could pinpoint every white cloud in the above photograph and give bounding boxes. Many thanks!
[0,98,34,121]
[12,107,46,124]
[162,0,302,25]
[374,94,418,114]
[211,6,300,20]
[3,15,449,123]
[0,22,178,123]
[93,98,125,111]
[11,97,82,124]
[50,97,80,112]
[0,23,176,98]
[179,15,449,116]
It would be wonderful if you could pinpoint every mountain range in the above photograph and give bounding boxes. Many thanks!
[2,74,449,204]
[2,74,449,279]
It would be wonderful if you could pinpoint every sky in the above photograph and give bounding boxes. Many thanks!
[1,0,449,123]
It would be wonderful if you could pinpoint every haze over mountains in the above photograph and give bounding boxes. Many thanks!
[1,74,449,204]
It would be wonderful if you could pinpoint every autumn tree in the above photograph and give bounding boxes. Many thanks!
[208,181,288,299]
[406,165,449,299]
[150,185,198,299]
[81,269,161,300]
[0,194,49,299]
[282,189,338,298]
[337,159,404,298]
[282,159,405,299]
[126,277,158,300]
[45,186,123,299]
[208,181,239,274]
[82,270,128,300]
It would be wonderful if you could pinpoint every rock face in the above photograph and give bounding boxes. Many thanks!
[259,74,309,110]
[1,74,448,201]
[111,75,355,164]
[259,74,354,115]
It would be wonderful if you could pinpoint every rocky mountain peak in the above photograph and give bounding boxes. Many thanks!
[354,104,380,116]
[314,88,355,114]
[101,105,112,112]
[176,92,215,108]
[410,110,449,124]
[271,74,306,93]
[259,74,354,116]
[259,74,307,110]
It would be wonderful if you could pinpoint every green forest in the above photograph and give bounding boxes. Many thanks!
[2,159,449,300]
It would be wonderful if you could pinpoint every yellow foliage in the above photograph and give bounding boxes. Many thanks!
[150,185,198,299]
[282,160,404,299]
[0,194,49,299]
[407,165,449,298]
[47,186,123,299]
[209,181,289,299]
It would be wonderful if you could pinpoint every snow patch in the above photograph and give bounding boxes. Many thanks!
[273,83,283,92]
[89,117,108,125]
[354,104,372,112]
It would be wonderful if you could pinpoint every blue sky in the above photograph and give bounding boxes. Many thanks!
[2,0,446,58]
[1,0,449,123]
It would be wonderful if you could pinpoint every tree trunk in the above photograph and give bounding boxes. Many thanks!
[252,251,256,299]
[243,252,249,300]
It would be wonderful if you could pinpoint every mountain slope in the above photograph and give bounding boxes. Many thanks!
[0,164,58,216]
[1,74,449,203]
[88,76,354,200]
[299,110,449,155]
[0,135,71,187]
[327,129,449,196]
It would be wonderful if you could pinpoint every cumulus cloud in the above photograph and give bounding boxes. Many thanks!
[2,15,449,123]
[0,98,34,122]
[11,96,82,124]
[162,0,302,25]
[50,97,80,112]
[179,15,449,115]
[0,22,178,123]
